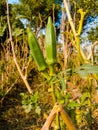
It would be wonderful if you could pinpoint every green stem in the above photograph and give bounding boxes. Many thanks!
[51,82,56,104]
[51,83,61,130]
[55,113,61,130]
[49,64,55,76]
[49,64,61,129]
[76,36,84,64]
[41,70,51,80]
[77,9,88,35]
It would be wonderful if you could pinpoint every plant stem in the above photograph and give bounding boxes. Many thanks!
[41,104,77,130]
[64,0,77,37]
[6,0,33,94]
[77,9,88,35]
[51,82,61,130]
[49,64,55,76]
[59,105,77,130]
[51,82,56,104]
[56,113,61,130]
[75,36,84,64]
[41,70,51,80]
[64,0,87,64]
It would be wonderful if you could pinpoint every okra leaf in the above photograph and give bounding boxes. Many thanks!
[75,64,98,77]
[59,77,66,92]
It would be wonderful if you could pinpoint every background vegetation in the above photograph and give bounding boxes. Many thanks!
[0,0,98,130]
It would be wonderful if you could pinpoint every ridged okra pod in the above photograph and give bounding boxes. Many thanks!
[27,27,47,72]
[45,16,57,75]
[45,16,57,65]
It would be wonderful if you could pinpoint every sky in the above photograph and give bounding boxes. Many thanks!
[81,16,98,45]
[8,0,19,4]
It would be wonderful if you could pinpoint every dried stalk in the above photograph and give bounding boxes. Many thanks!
[6,0,32,94]
[60,1,68,69]
[41,104,58,130]
[53,4,55,24]
[41,103,77,130]
[59,105,76,130]
[64,0,77,37]
[0,78,19,104]
[64,0,87,63]
[87,41,98,60]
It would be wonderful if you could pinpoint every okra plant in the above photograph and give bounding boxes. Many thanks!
[27,15,96,130]
[27,16,77,130]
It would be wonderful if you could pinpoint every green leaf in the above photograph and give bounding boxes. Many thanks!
[64,93,71,103]
[22,103,32,113]
[30,91,38,104]
[55,89,62,100]
[12,28,23,37]
[35,106,41,115]
[59,77,66,92]
[75,64,98,77]
[59,98,65,104]
[67,101,80,109]
[81,92,90,105]
[0,23,7,36]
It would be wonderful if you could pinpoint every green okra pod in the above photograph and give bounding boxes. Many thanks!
[45,16,57,76]
[27,27,47,72]
[45,16,57,65]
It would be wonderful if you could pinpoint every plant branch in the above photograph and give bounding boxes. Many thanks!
[64,0,77,37]
[6,0,32,94]
[77,9,88,35]
[87,41,98,60]
[41,103,77,130]
[60,1,69,69]
[41,104,58,130]
[64,0,87,63]
[59,105,77,130]
[0,78,19,104]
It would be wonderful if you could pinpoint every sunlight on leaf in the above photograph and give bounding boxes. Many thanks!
[75,64,98,78]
